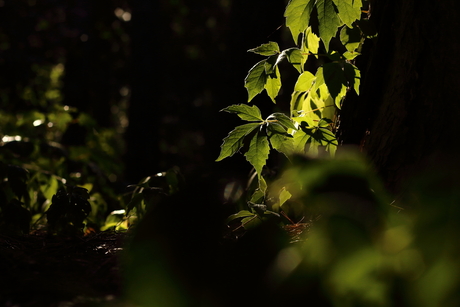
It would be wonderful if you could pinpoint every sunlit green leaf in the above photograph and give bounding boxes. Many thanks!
[267,112,298,130]
[248,41,280,56]
[303,26,320,57]
[265,66,281,103]
[221,104,263,122]
[294,71,316,92]
[285,0,315,44]
[216,123,260,161]
[245,131,270,180]
[285,48,305,73]
[332,0,362,27]
[245,60,268,102]
[343,51,360,60]
[316,0,343,51]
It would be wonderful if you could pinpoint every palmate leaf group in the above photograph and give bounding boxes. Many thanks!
[218,0,368,230]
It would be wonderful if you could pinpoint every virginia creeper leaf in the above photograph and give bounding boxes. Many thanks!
[285,0,315,44]
[340,26,362,52]
[267,123,294,157]
[320,62,347,100]
[316,0,343,51]
[332,0,362,28]
[221,104,263,122]
[244,131,270,180]
[344,62,361,95]
[250,189,265,204]
[267,112,298,130]
[216,123,260,161]
[245,60,268,102]
[265,66,281,103]
[248,41,280,56]
[226,210,255,223]
[279,188,292,207]
[264,55,278,75]
[303,26,320,57]
[294,71,316,92]
[285,48,305,73]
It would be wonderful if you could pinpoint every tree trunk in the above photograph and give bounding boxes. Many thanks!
[339,0,460,190]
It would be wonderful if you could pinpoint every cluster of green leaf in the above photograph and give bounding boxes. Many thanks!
[217,0,376,232]
[0,66,128,235]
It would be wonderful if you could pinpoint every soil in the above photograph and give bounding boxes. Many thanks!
[0,230,127,307]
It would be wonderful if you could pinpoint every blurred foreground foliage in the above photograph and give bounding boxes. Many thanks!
[124,150,460,307]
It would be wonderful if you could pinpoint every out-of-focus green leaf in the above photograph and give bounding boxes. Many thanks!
[126,192,144,215]
[226,210,256,223]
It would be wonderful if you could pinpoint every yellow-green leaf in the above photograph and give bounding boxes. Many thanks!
[285,0,315,44]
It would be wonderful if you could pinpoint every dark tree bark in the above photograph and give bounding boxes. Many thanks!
[339,0,460,190]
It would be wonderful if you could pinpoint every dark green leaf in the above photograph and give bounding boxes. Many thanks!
[216,123,260,161]
[244,131,270,180]
[340,26,362,52]
[126,193,144,215]
[267,123,295,157]
[321,62,347,99]
[344,62,361,95]
[245,60,268,102]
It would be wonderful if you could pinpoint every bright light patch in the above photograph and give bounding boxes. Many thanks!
[33,119,42,126]
[2,135,22,142]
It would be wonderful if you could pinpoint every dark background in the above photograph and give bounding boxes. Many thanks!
[0,0,293,185]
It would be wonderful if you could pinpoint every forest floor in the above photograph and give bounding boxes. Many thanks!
[0,230,127,307]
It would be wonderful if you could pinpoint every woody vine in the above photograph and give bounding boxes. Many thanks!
[217,0,376,230]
